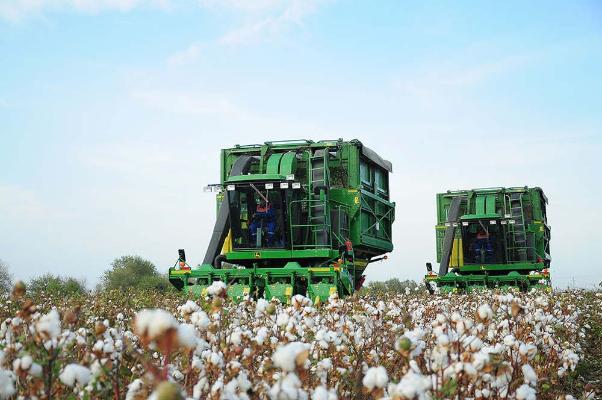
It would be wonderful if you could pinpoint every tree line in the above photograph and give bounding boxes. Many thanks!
[0,256,173,297]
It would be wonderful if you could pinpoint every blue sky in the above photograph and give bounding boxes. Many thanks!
[1,0,601,288]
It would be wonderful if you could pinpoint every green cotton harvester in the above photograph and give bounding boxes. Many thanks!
[424,187,551,293]
[169,139,395,303]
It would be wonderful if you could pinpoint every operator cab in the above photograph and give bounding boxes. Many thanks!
[460,221,505,264]
[228,183,288,249]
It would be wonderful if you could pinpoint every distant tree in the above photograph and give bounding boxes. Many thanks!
[0,259,12,294]
[364,278,420,295]
[102,255,172,292]
[28,274,87,296]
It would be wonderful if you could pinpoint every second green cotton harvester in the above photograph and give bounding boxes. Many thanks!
[425,187,551,293]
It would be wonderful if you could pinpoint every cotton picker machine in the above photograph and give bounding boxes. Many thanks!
[169,139,395,303]
[424,187,552,293]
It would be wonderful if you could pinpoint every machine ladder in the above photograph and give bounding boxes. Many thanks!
[508,192,528,262]
[309,149,331,246]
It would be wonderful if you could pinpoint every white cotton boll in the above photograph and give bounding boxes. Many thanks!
[179,300,200,316]
[503,335,516,347]
[191,311,210,330]
[93,340,104,352]
[206,281,227,296]
[436,334,450,347]
[229,329,242,346]
[0,369,16,399]
[134,309,178,340]
[125,379,143,400]
[521,364,537,385]
[276,313,290,327]
[463,335,483,351]
[320,358,333,369]
[292,295,311,308]
[209,352,223,367]
[269,372,305,400]
[389,369,431,400]
[472,350,490,371]
[172,369,184,381]
[177,323,197,348]
[519,343,537,359]
[0,350,4,367]
[272,342,310,372]
[515,383,536,400]
[312,385,337,400]
[117,313,124,321]
[90,360,103,377]
[20,355,32,370]
[478,304,493,320]
[463,362,477,377]
[103,341,115,354]
[223,378,238,397]
[255,327,269,345]
[237,371,252,392]
[362,366,388,390]
[193,377,208,400]
[59,364,92,387]
[29,363,42,378]
[256,298,269,316]
[35,309,61,340]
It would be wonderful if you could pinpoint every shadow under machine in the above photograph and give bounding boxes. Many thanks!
[169,139,395,302]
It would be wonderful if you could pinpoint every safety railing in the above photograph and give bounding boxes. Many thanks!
[289,199,331,250]
[287,200,350,250]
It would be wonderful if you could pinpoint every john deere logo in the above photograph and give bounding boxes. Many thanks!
[254,252,261,258]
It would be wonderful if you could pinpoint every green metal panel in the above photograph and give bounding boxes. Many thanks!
[279,151,297,176]
[476,196,486,215]
[486,195,496,215]
[266,153,284,174]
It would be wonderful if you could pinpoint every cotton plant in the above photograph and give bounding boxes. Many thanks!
[0,281,598,399]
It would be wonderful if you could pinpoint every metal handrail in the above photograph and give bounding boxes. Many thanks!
[289,199,331,249]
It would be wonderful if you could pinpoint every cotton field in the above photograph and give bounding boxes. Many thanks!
[0,284,600,400]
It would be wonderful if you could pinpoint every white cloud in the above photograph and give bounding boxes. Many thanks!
[0,0,168,21]
[218,0,323,45]
[166,43,201,66]
[198,0,282,13]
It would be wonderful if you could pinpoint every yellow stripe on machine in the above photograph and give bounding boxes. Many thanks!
[221,230,233,253]
[449,238,464,267]
[170,270,190,276]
